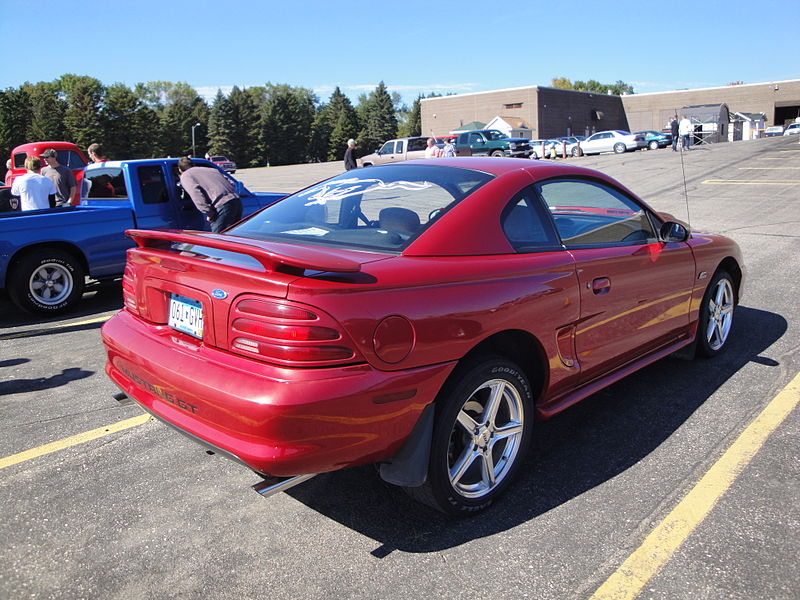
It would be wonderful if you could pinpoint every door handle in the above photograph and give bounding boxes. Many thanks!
[590,277,611,295]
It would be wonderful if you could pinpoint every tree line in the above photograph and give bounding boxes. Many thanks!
[0,75,428,168]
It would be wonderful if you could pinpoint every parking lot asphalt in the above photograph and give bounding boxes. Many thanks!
[1,136,798,599]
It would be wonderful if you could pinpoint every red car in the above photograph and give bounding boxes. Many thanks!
[102,158,744,515]
[208,155,236,173]
[8,141,89,205]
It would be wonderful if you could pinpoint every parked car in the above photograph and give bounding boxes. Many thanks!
[556,136,587,157]
[103,157,744,516]
[8,141,89,204]
[360,137,429,166]
[580,130,647,155]
[209,155,236,173]
[0,159,283,314]
[454,130,533,158]
[635,130,672,150]
[783,123,800,136]
[764,125,784,137]
[528,139,560,159]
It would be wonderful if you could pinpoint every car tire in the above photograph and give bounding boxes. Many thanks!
[490,150,505,157]
[530,151,539,160]
[696,270,735,357]
[404,355,533,516]
[613,142,627,154]
[571,147,582,157]
[9,249,85,315]
[649,140,659,150]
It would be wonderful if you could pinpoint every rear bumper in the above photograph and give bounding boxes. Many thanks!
[102,311,454,477]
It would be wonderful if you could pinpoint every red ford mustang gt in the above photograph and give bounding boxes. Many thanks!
[102,158,744,515]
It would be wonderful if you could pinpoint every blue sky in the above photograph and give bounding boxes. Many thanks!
[1,0,796,106]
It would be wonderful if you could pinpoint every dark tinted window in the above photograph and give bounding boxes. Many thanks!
[501,186,560,252]
[537,179,657,247]
[84,167,127,199]
[408,138,428,151]
[138,165,168,204]
[57,151,87,169]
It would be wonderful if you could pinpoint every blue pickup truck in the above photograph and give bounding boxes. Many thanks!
[0,158,283,315]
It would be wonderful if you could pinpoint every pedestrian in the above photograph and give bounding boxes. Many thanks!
[177,157,242,233]
[442,137,456,158]
[344,139,358,170]
[40,149,77,206]
[4,159,12,187]
[87,143,109,163]
[425,137,442,159]
[10,156,56,211]
[670,116,679,151]
[678,115,693,151]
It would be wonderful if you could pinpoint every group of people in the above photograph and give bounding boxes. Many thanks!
[6,143,110,211]
[5,142,242,232]
[670,115,694,151]
[424,137,456,159]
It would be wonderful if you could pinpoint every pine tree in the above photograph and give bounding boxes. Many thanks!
[0,87,30,159]
[26,82,65,142]
[357,82,397,155]
[228,86,259,167]
[258,84,316,166]
[208,90,235,158]
[103,83,155,159]
[60,75,104,150]
[326,87,359,161]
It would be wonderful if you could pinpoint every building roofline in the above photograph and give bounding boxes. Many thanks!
[627,79,800,97]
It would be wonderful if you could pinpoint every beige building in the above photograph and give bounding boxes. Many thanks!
[421,79,800,140]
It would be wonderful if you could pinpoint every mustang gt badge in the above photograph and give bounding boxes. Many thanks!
[211,289,228,299]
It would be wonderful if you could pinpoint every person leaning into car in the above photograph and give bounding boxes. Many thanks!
[177,157,242,233]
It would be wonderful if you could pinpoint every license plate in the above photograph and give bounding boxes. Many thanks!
[168,294,204,339]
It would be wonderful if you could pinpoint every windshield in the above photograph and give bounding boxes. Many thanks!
[210,156,228,162]
[228,164,494,252]
[485,130,509,141]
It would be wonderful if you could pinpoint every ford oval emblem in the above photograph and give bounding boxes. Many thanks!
[211,289,228,299]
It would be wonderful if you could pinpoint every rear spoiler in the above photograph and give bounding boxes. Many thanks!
[125,229,362,274]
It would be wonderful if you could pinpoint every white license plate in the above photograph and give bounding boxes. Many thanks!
[168,294,204,339]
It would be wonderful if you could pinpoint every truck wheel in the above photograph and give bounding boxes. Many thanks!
[9,250,85,314]
[490,150,505,157]
[404,355,533,515]
[613,142,627,154]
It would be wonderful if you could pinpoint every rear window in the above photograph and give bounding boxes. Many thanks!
[228,164,494,252]
[210,156,228,162]
[83,167,128,199]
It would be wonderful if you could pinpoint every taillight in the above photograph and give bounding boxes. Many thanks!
[122,264,139,315]
[229,298,362,367]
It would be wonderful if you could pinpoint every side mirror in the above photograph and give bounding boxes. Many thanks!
[660,221,690,243]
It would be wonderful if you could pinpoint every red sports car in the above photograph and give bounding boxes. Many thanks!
[102,158,744,515]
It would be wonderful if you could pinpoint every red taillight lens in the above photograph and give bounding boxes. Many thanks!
[122,265,139,315]
[229,298,361,366]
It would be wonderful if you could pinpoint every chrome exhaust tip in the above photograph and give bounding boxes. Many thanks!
[252,473,317,497]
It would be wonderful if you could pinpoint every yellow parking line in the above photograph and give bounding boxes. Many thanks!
[0,315,112,341]
[702,180,800,185]
[589,372,800,600]
[0,413,152,470]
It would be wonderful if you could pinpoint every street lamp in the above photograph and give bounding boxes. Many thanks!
[191,122,201,157]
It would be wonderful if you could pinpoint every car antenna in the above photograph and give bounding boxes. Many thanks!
[675,109,692,226]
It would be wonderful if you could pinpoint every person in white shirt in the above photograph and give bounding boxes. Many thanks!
[424,138,442,159]
[11,156,56,210]
[678,116,693,151]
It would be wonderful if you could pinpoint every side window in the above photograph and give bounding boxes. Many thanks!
[537,179,657,246]
[469,133,483,144]
[63,151,87,169]
[501,186,560,252]
[379,141,395,154]
[396,141,404,154]
[408,138,427,151]
[137,165,168,204]
[84,167,128,199]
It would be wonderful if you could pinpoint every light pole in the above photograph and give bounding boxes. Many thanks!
[191,122,201,157]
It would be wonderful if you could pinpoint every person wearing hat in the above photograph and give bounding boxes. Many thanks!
[11,156,56,211]
[344,139,358,171]
[41,149,77,206]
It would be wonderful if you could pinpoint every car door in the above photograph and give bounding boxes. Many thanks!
[536,178,696,383]
[467,132,489,156]
[374,141,396,165]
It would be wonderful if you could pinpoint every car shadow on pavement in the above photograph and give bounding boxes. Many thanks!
[286,305,788,554]
[0,281,122,329]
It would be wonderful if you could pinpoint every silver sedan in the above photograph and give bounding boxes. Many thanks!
[579,130,646,155]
